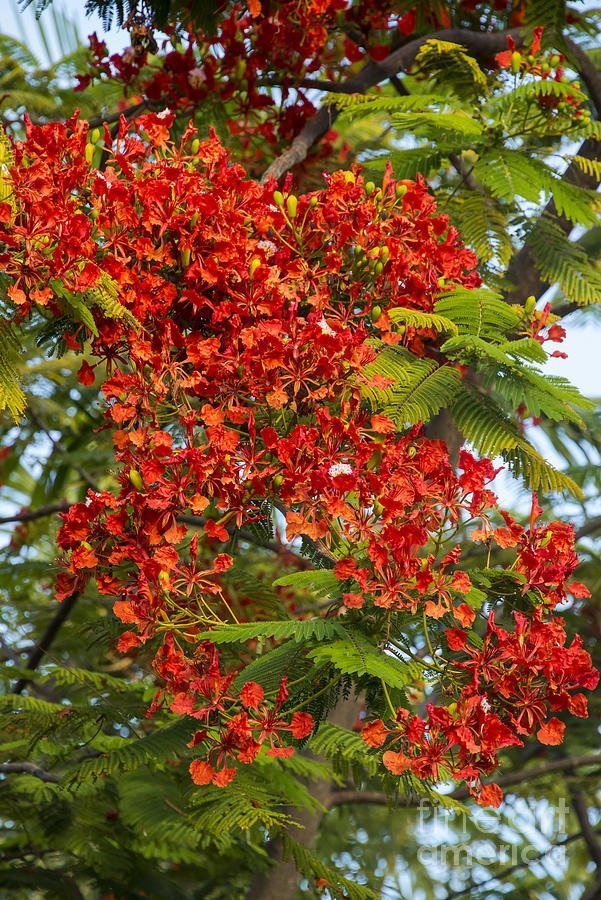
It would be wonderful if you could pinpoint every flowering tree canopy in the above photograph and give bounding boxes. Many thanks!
[1,2,600,897]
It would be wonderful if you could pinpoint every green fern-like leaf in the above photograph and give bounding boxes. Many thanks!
[308,631,420,690]
[69,717,196,783]
[273,568,340,598]
[196,618,346,645]
[527,217,601,306]
[448,192,513,266]
[361,345,461,424]
[414,39,489,99]
[0,316,26,420]
[388,307,457,334]
[434,288,521,339]
[451,384,582,496]
[282,834,380,900]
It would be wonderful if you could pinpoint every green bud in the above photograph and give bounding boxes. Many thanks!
[180,247,191,268]
[375,261,384,275]
[549,54,561,68]
[272,473,283,490]
[370,305,382,322]
[191,138,200,154]
[395,183,407,199]
[286,194,298,219]
[273,190,284,208]
[90,128,101,144]
[84,143,95,165]
[309,196,318,207]
[249,257,261,278]
[128,468,144,490]
[524,295,536,314]
[365,181,375,196]
[510,51,522,74]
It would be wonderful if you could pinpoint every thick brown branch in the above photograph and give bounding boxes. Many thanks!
[0,762,60,783]
[0,502,70,526]
[261,27,524,184]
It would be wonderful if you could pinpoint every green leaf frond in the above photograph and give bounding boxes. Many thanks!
[69,717,197,783]
[434,287,522,339]
[308,631,420,690]
[361,345,462,425]
[196,618,347,645]
[388,307,458,334]
[447,192,513,266]
[282,834,380,900]
[414,39,489,99]
[527,217,601,306]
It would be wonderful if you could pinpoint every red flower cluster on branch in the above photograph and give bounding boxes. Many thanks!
[0,113,596,802]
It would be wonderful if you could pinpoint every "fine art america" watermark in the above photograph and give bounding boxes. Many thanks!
[415,797,571,869]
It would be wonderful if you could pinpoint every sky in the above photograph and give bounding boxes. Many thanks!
[4,0,601,399]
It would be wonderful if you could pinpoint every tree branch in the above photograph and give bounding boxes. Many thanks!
[13,592,80,695]
[261,27,524,184]
[0,502,70,526]
[327,753,601,809]
[446,827,601,899]
[0,762,60,783]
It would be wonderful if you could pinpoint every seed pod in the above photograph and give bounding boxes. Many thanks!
[249,257,261,278]
[84,143,95,165]
[286,194,298,219]
[510,51,522,74]
[273,190,284,208]
[128,468,144,490]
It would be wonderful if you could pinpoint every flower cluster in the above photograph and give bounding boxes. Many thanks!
[364,606,597,808]
[0,114,595,801]
[496,28,590,127]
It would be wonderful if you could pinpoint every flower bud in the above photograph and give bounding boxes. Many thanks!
[84,143,95,164]
[511,51,522,74]
[286,194,298,219]
[191,138,200,154]
[249,257,261,278]
[273,190,284,208]
[371,305,382,322]
[365,181,375,196]
[128,468,144,490]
